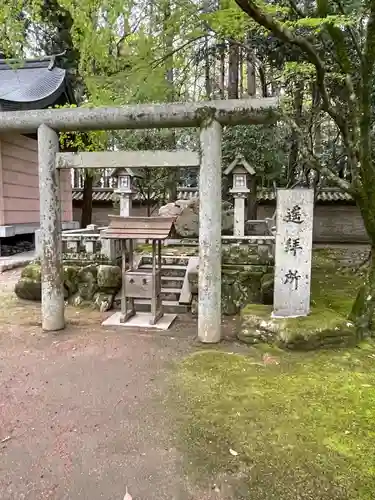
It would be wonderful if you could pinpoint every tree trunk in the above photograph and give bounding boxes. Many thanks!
[246,175,257,225]
[163,0,178,201]
[219,42,225,99]
[350,243,375,337]
[247,59,256,96]
[228,42,239,99]
[349,193,375,336]
[246,46,257,220]
[259,66,267,97]
[81,170,93,228]
[287,83,303,186]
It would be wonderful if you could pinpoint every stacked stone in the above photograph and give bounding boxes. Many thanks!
[188,244,275,316]
[15,262,122,312]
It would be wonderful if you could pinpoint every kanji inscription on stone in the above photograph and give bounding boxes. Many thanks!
[273,188,314,317]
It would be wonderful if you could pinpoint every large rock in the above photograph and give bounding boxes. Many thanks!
[77,265,98,300]
[97,265,122,292]
[237,304,358,350]
[158,198,234,238]
[15,278,42,301]
[63,265,79,296]
[222,267,264,315]
[93,292,115,312]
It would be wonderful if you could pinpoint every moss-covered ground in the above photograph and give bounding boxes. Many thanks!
[171,249,375,499]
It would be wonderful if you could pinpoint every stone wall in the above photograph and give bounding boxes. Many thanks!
[15,261,122,312]
[188,244,274,316]
[77,200,369,243]
[258,204,368,243]
[73,202,156,227]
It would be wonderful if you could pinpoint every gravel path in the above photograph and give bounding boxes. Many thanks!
[0,269,200,500]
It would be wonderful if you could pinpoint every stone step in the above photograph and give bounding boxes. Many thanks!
[161,276,184,289]
[133,299,189,314]
[138,263,186,278]
[161,288,181,301]
[140,255,190,266]
[115,287,182,302]
[164,239,198,247]
[113,297,189,314]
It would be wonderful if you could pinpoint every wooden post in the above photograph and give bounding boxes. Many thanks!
[128,239,135,314]
[120,239,127,323]
[151,240,157,324]
[157,240,163,320]
[38,124,65,331]
[198,118,222,343]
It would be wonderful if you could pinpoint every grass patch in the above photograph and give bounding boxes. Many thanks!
[171,253,373,498]
[311,267,362,317]
[172,347,375,499]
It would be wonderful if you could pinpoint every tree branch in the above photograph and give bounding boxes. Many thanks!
[332,0,362,59]
[151,36,205,69]
[358,3,375,196]
[287,0,306,18]
[234,0,351,147]
[285,116,355,194]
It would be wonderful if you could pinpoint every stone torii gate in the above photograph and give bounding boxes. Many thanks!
[0,98,278,342]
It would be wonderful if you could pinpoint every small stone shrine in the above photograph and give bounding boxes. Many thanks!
[112,167,143,217]
[224,154,256,237]
[101,215,177,329]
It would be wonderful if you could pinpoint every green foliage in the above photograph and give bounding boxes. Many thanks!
[205,0,253,39]
[222,125,289,186]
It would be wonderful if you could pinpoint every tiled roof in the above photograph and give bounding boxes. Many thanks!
[0,56,72,110]
[72,187,354,203]
[257,188,353,202]
[72,189,117,202]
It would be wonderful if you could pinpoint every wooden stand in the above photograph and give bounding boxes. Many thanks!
[101,216,175,326]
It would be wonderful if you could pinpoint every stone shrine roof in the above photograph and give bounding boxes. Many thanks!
[0,55,74,111]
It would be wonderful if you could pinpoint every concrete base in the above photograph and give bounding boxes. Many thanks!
[0,221,79,238]
[102,311,177,330]
[0,250,36,272]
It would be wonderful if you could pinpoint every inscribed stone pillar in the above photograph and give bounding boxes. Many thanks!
[198,118,222,343]
[273,188,314,318]
[233,194,246,236]
[38,124,65,331]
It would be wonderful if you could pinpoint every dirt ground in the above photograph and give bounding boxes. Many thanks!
[0,269,238,500]
[0,244,368,500]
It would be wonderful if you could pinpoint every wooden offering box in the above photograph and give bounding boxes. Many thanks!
[101,216,175,325]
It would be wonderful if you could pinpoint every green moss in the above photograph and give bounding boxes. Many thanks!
[283,307,347,334]
[135,243,153,253]
[21,262,41,281]
[240,304,357,349]
[279,308,356,348]
[312,248,346,268]
[241,303,272,318]
[171,347,375,499]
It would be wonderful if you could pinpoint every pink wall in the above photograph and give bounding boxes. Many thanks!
[0,134,72,226]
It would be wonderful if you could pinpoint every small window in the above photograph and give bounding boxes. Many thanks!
[119,175,130,188]
[234,174,246,188]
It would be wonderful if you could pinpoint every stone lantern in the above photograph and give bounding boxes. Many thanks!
[224,155,255,236]
[113,167,142,217]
